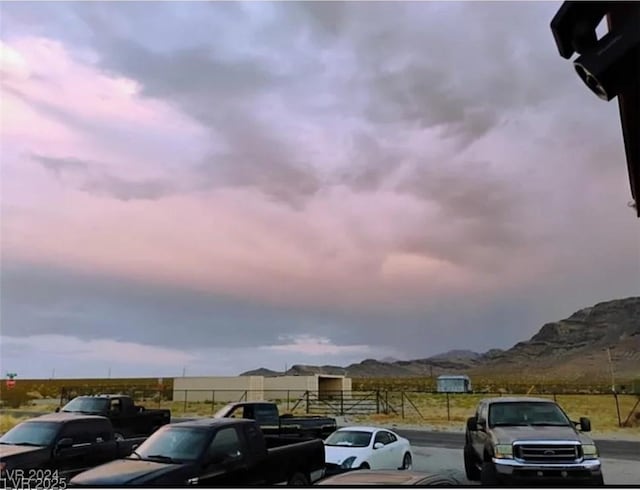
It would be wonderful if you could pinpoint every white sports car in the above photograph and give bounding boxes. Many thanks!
[324,426,413,474]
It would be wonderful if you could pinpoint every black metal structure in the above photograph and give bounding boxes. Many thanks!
[551,2,640,217]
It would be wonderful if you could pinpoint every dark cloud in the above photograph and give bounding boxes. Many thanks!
[397,160,525,265]
[0,260,583,359]
[195,113,323,210]
[80,175,177,201]
[31,154,89,177]
[31,154,179,201]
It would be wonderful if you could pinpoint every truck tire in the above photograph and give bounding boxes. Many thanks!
[287,472,309,486]
[464,445,481,481]
[589,474,605,486]
[480,461,499,486]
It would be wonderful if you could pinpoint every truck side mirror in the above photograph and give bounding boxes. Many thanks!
[54,437,73,455]
[579,417,592,432]
[57,437,73,448]
[466,417,478,432]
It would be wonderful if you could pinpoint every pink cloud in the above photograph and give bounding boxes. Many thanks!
[3,34,622,316]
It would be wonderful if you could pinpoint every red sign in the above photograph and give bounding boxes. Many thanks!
[6,379,16,389]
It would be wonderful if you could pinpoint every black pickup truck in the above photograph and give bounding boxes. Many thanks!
[0,413,145,482]
[69,418,326,486]
[214,401,337,439]
[57,394,170,440]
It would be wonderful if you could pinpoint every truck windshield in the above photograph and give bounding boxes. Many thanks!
[325,430,372,447]
[62,397,110,413]
[132,427,210,463]
[0,421,59,446]
[489,402,572,427]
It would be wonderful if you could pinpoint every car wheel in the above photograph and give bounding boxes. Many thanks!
[401,452,412,470]
[114,432,125,441]
[464,445,481,481]
[359,462,370,469]
[287,472,309,486]
[480,460,499,486]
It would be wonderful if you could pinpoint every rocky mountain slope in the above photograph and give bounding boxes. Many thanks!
[241,297,640,381]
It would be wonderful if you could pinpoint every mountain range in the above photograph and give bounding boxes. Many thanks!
[241,297,640,382]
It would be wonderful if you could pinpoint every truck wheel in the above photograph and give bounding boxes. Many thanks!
[114,432,125,441]
[401,453,412,470]
[287,472,309,486]
[480,461,499,486]
[464,445,481,481]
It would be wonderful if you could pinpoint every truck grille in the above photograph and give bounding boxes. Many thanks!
[514,443,580,463]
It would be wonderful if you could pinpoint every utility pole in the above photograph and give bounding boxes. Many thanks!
[607,348,616,392]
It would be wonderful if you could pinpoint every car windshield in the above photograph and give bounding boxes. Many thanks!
[325,430,372,447]
[0,421,59,446]
[489,402,572,427]
[62,397,110,413]
[132,427,210,463]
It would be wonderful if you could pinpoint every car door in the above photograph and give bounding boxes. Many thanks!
[89,419,119,466]
[383,431,403,468]
[370,431,393,469]
[199,427,249,486]
[473,403,490,456]
[53,421,95,476]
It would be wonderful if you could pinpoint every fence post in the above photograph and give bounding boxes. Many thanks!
[340,390,344,415]
[553,393,557,403]
[306,391,310,414]
[446,393,451,421]
[613,392,622,427]
[401,391,405,419]
[376,390,380,414]
[183,390,188,414]
[211,390,216,414]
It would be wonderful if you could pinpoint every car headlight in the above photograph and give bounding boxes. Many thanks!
[494,444,513,459]
[582,444,599,459]
[341,456,357,469]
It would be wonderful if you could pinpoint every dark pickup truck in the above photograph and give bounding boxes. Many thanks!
[69,418,326,486]
[0,413,145,482]
[214,401,337,439]
[57,394,170,440]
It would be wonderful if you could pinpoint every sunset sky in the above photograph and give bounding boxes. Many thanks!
[1,1,639,379]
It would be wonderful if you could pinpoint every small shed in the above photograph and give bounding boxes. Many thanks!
[436,375,472,393]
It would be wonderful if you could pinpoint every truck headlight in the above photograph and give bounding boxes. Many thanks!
[582,444,599,459]
[495,444,513,459]
[341,456,357,469]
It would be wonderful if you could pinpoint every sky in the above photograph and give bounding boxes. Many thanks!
[1,1,639,379]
